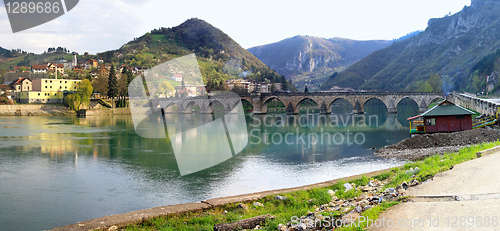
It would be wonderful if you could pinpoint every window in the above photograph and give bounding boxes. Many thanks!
[425,118,436,126]
[65,81,67,83]
[38,93,40,96]
[45,86,47,89]
[50,81,52,83]
[45,80,47,83]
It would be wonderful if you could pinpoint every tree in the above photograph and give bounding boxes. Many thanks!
[65,93,81,111]
[77,79,93,108]
[65,79,93,111]
[107,65,118,99]
[427,74,442,92]
[93,73,108,97]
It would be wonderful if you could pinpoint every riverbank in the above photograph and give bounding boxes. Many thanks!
[375,128,500,160]
[0,104,131,116]
[51,141,500,231]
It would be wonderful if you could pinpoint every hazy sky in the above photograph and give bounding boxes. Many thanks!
[0,0,471,54]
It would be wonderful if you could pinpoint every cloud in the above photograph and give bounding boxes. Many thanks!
[0,0,151,54]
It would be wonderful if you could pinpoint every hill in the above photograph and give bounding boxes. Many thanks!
[248,36,391,91]
[98,18,292,91]
[321,0,500,92]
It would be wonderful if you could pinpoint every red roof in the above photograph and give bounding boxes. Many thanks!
[173,74,183,77]
[32,65,47,70]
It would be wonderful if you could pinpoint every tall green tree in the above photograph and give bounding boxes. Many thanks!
[107,65,118,99]
[427,74,442,92]
[65,79,93,111]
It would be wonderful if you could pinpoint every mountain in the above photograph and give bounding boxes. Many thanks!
[321,0,500,92]
[99,18,292,91]
[248,36,391,90]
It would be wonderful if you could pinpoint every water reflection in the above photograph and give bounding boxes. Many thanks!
[0,103,414,230]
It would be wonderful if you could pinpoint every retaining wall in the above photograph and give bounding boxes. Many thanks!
[0,104,75,116]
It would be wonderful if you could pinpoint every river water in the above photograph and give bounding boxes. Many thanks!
[0,102,418,230]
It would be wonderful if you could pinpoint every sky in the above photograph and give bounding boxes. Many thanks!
[0,0,471,54]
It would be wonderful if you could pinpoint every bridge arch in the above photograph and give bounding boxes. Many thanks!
[207,99,228,114]
[362,97,388,114]
[396,97,419,111]
[262,96,287,114]
[183,101,200,113]
[238,98,253,113]
[327,98,354,114]
[428,96,445,107]
[294,97,321,114]
[163,102,180,114]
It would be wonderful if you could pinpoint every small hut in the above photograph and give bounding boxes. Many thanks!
[408,100,475,134]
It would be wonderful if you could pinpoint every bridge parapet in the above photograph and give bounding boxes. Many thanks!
[152,92,445,115]
[453,93,500,116]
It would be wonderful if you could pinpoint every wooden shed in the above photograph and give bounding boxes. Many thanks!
[408,100,475,134]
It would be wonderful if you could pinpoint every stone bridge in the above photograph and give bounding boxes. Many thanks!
[454,93,500,116]
[241,92,445,114]
[152,92,445,114]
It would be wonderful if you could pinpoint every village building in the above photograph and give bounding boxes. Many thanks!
[408,100,475,134]
[12,79,82,104]
[31,65,47,74]
[170,74,183,82]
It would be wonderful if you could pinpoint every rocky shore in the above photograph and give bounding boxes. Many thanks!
[278,178,421,230]
[376,128,500,160]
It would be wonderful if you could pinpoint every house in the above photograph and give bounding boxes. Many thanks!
[13,78,82,104]
[16,91,65,104]
[87,59,98,68]
[408,100,475,134]
[47,63,65,74]
[10,77,32,92]
[119,65,130,73]
[170,74,183,82]
[175,85,206,97]
[32,79,81,92]
[133,67,149,75]
[31,65,47,74]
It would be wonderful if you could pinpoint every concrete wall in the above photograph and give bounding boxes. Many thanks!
[0,104,75,116]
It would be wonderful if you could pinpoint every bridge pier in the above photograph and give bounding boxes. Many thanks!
[353,100,363,114]
[387,107,397,113]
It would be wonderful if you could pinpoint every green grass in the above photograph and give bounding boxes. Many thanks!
[124,141,500,231]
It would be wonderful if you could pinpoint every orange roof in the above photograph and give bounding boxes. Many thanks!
[13,77,31,85]
[32,65,47,70]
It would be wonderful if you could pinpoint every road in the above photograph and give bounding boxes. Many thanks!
[369,148,500,231]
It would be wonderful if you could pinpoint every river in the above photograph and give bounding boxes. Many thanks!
[0,101,418,230]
